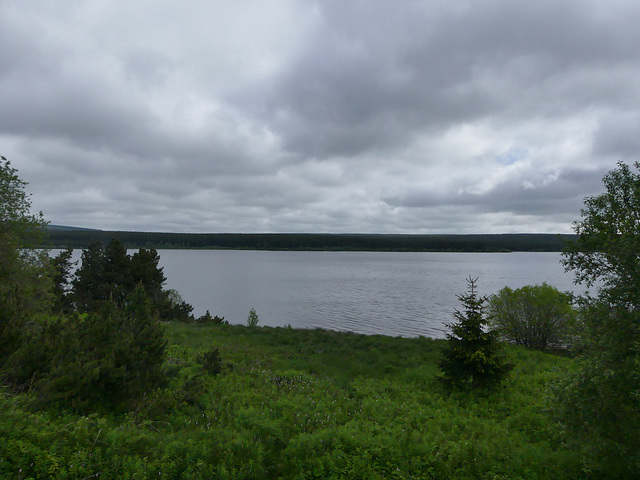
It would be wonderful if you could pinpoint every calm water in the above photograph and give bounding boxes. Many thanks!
[155,250,578,338]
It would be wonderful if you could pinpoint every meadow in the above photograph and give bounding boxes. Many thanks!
[0,323,584,479]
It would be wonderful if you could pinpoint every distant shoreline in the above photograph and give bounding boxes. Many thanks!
[43,229,573,252]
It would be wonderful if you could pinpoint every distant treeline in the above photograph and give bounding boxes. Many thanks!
[43,230,574,252]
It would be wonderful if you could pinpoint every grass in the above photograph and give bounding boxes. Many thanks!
[0,323,585,479]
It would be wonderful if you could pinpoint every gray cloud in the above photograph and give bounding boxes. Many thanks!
[1,0,639,233]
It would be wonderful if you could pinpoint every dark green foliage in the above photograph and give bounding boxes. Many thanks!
[196,309,227,324]
[161,297,195,322]
[51,247,75,314]
[160,289,195,322]
[1,315,69,391]
[555,302,640,478]
[197,347,223,374]
[46,229,574,252]
[487,283,576,350]
[37,289,166,413]
[439,277,512,390]
[130,247,166,301]
[558,161,640,477]
[0,157,52,368]
[102,237,133,304]
[72,241,106,312]
[72,239,195,321]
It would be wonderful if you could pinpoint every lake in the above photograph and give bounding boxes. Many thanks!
[154,250,579,338]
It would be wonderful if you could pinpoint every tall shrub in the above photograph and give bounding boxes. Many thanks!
[39,288,166,413]
[487,283,575,350]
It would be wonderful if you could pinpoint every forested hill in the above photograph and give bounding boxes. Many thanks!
[43,230,574,252]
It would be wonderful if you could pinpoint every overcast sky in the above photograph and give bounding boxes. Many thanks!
[2,0,639,234]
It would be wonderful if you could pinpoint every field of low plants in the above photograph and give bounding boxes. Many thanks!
[1,323,584,479]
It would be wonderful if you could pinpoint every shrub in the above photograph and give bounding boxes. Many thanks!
[247,307,259,327]
[487,283,575,350]
[197,347,223,375]
[160,289,195,322]
[195,310,227,324]
[37,288,166,413]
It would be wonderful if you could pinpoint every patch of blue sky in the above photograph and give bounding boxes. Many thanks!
[495,147,529,165]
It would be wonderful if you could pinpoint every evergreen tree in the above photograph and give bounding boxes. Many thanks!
[130,247,166,303]
[102,238,132,304]
[39,289,166,413]
[51,247,75,314]
[439,277,512,390]
[72,241,106,312]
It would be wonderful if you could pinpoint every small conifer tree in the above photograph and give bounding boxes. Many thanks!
[439,277,512,390]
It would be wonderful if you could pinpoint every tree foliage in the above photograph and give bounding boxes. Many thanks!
[439,277,512,390]
[51,247,75,314]
[72,239,193,321]
[0,157,52,368]
[0,158,194,414]
[38,287,167,413]
[247,307,259,327]
[487,283,575,350]
[559,161,640,476]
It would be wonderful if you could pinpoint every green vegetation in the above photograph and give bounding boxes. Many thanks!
[487,283,576,350]
[557,161,640,476]
[0,159,188,413]
[1,323,583,479]
[246,307,260,327]
[0,157,52,339]
[44,229,574,252]
[439,277,513,390]
[3,156,640,478]
[71,238,195,322]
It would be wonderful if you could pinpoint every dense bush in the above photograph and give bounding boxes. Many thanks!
[37,288,167,413]
[487,283,575,350]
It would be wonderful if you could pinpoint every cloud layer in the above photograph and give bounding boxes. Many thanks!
[2,0,639,233]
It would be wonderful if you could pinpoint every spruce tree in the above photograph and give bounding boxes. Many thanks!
[439,277,512,390]
[72,241,106,312]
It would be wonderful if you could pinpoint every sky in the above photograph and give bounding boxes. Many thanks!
[2,0,640,234]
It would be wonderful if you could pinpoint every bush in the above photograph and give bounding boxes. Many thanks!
[197,347,223,375]
[159,289,195,322]
[487,283,575,350]
[247,307,259,327]
[196,310,227,324]
[37,288,166,413]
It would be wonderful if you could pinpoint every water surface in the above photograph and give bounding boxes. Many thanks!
[158,250,577,338]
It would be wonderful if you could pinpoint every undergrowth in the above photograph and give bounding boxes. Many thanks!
[0,323,584,479]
